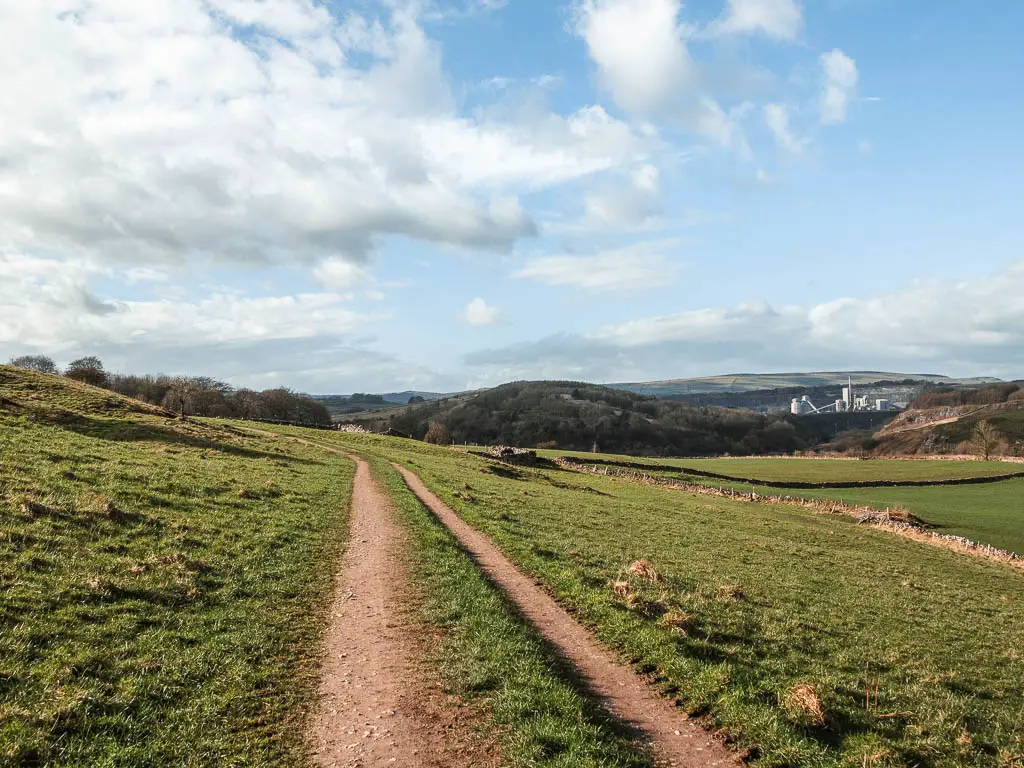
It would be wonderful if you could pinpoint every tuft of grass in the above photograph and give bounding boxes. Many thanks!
[627,559,661,582]
[782,683,825,727]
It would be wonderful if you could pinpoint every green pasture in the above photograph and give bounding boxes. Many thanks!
[321,433,1024,768]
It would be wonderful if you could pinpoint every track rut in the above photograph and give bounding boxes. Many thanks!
[308,456,495,767]
[395,463,738,768]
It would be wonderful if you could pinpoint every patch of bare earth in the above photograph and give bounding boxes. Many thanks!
[396,464,739,768]
[308,457,498,767]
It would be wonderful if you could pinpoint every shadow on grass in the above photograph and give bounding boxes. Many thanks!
[39,412,324,465]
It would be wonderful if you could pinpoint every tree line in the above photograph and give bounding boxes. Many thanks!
[7,354,330,424]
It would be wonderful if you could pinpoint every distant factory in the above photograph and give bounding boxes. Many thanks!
[791,377,894,415]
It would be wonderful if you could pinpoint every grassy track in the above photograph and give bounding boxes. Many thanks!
[0,368,352,766]
[362,455,651,767]
[234,424,654,767]
[535,451,1021,483]
[305,433,1024,768]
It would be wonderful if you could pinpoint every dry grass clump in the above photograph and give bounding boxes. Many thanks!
[716,584,746,602]
[659,608,695,636]
[628,559,661,582]
[783,682,826,726]
[996,745,1024,768]
[611,580,630,598]
[854,506,925,527]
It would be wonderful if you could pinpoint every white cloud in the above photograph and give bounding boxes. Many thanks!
[574,0,696,114]
[711,0,803,40]
[602,265,1024,354]
[0,1,653,272]
[573,0,743,150]
[463,298,500,326]
[763,103,806,154]
[514,240,682,293]
[468,261,1024,380]
[820,49,859,125]
[125,267,170,284]
[313,259,373,290]
[574,164,662,230]
[0,253,373,351]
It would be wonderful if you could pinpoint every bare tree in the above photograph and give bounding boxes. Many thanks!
[162,377,201,416]
[969,420,1006,461]
[9,355,59,374]
[64,356,107,387]
[424,421,451,445]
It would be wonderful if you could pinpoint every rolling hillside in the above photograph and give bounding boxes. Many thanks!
[0,365,353,765]
[347,380,838,456]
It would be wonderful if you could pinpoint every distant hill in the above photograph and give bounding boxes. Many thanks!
[866,382,1024,456]
[346,380,852,457]
[314,391,451,418]
[379,390,450,404]
[612,371,1002,397]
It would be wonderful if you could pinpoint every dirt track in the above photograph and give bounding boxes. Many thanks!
[396,464,738,768]
[307,457,495,767]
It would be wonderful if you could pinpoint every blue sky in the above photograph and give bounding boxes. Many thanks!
[1,0,1022,392]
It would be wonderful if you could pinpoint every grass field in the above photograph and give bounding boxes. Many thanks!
[535,450,1023,483]
[7,369,1024,768]
[0,368,353,766]
[308,433,1024,768]
[542,450,1024,556]
[680,479,1024,557]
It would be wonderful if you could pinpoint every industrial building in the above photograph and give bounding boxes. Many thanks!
[791,377,894,416]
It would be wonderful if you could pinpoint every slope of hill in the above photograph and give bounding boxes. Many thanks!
[857,382,1024,456]
[614,371,1001,396]
[0,365,352,765]
[348,380,835,456]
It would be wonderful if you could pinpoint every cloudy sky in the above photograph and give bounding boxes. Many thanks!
[2,0,1022,393]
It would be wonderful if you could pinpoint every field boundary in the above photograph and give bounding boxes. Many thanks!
[559,456,1024,489]
[555,457,1024,573]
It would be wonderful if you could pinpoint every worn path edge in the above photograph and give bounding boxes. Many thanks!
[307,455,494,767]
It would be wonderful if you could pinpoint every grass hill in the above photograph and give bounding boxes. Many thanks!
[347,380,838,456]
[0,365,352,765]
[6,365,1024,767]
[868,397,1024,456]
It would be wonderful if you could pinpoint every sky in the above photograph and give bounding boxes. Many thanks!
[1,0,1022,394]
